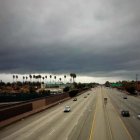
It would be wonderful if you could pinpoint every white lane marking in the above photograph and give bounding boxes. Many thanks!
[49,129,55,135]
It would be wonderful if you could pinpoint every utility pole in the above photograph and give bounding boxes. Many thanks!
[136,74,138,96]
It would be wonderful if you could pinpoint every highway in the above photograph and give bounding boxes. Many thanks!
[106,87,140,140]
[0,87,140,140]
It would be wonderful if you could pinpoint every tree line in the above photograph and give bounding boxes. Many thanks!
[12,73,77,84]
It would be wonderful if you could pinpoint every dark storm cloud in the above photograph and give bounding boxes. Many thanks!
[0,0,140,79]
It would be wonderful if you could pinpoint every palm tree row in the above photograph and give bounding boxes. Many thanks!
[13,75,18,82]
[12,74,76,84]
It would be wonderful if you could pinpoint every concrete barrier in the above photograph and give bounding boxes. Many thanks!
[0,93,70,128]
[0,103,32,121]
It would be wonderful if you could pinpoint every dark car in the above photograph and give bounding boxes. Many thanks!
[87,93,90,95]
[84,96,87,98]
[123,96,127,99]
[121,110,130,117]
[73,98,77,101]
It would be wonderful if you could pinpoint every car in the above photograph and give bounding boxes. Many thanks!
[123,96,127,99]
[64,106,71,112]
[121,110,130,117]
[104,98,108,104]
[73,98,77,101]
[87,93,90,95]
[137,114,140,119]
[84,96,87,98]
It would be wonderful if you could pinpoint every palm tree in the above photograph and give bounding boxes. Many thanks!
[73,73,76,82]
[29,75,32,82]
[23,76,25,83]
[59,78,62,83]
[45,75,47,83]
[26,76,28,82]
[64,75,66,84]
[33,75,36,82]
[13,75,15,83]
[54,76,56,84]
[16,75,18,83]
[50,75,52,83]
[42,77,45,84]
[36,75,41,83]
[39,75,42,83]
[35,75,38,82]
[70,73,73,83]
[70,73,76,83]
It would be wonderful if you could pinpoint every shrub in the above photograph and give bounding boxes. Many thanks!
[63,86,70,92]
[69,89,79,97]
[126,86,136,95]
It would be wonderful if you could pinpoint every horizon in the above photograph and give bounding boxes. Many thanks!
[0,73,136,84]
[0,0,140,84]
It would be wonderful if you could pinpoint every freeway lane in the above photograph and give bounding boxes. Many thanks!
[68,90,97,140]
[89,87,132,140]
[0,89,97,140]
[0,87,136,140]
[106,88,140,140]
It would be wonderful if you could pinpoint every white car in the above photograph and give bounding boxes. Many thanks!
[137,114,140,119]
[64,106,71,112]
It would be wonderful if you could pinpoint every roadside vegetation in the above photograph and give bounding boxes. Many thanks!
[0,73,98,102]
[105,81,140,95]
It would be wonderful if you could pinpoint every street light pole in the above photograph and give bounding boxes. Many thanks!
[136,74,138,96]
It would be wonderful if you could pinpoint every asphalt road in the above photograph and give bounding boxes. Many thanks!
[0,87,139,140]
[0,89,97,140]
[106,87,140,140]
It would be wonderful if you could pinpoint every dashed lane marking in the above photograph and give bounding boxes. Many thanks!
[89,97,98,140]
[49,129,55,135]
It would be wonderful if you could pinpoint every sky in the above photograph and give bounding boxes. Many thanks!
[0,0,140,83]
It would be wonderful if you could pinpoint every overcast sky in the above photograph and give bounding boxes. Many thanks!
[0,0,140,83]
